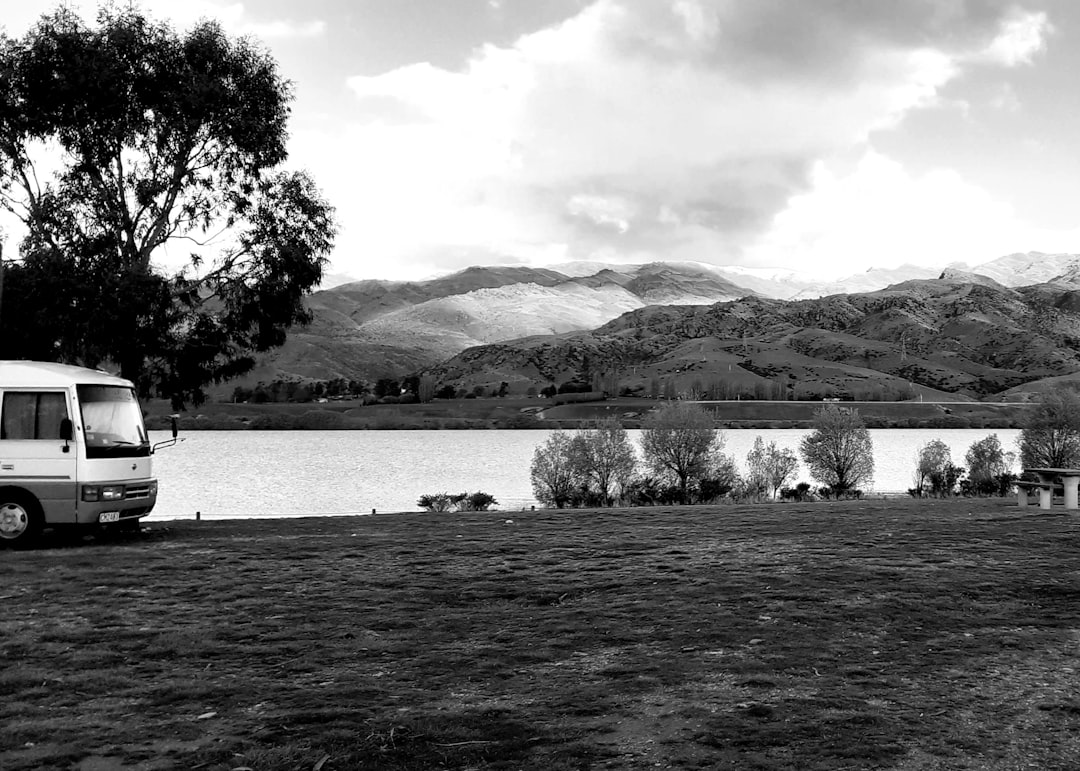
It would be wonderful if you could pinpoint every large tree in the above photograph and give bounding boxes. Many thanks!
[1018,388,1080,469]
[640,401,725,504]
[0,4,336,406]
[530,432,580,509]
[965,433,1014,496]
[569,418,637,506]
[799,404,874,496]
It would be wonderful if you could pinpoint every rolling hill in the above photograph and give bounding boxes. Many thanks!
[425,274,1080,401]
[235,262,756,385]
[231,251,1080,394]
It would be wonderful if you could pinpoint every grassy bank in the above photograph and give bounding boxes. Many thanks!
[145,397,1035,431]
[4,499,1080,769]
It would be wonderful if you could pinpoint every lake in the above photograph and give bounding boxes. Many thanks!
[145,428,1023,521]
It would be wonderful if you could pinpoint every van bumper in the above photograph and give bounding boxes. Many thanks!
[75,480,158,525]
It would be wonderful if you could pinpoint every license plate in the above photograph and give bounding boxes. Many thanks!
[99,512,120,523]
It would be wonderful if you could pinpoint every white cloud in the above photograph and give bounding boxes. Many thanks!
[328,0,1045,276]
[742,151,1080,277]
[328,0,1010,275]
[5,0,1062,281]
[979,9,1050,66]
[567,195,636,233]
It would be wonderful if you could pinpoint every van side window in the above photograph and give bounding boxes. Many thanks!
[1,392,70,440]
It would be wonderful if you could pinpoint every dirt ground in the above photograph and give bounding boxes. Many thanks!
[4,498,1080,770]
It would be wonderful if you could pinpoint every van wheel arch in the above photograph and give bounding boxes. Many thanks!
[0,488,44,547]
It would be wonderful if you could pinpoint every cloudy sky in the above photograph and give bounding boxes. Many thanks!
[5,1,1080,281]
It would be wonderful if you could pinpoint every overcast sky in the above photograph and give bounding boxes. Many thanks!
[5,1,1080,281]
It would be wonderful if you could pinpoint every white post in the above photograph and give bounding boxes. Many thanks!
[1064,478,1079,510]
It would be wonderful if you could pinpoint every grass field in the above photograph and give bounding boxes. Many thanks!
[4,499,1080,770]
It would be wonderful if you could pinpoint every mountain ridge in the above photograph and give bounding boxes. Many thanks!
[238,251,1080,394]
[425,273,1080,402]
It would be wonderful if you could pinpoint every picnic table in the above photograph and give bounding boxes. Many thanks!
[1021,468,1080,509]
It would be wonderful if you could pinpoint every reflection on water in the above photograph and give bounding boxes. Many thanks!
[147,428,1022,521]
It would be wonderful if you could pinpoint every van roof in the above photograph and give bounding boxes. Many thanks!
[0,361,134,389]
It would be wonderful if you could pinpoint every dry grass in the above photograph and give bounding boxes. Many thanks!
[4,499,1080,769]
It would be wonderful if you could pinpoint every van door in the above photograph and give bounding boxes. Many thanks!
[0,390,79,524]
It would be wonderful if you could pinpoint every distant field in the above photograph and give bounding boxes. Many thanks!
[5,499,1080,770]
[145,397,1035,430]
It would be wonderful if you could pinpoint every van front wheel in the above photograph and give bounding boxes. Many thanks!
[0,494,43,548]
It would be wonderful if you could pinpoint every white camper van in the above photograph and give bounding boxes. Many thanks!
[0,361,171,546]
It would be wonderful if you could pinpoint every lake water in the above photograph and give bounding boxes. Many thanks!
[146,428,1023,521]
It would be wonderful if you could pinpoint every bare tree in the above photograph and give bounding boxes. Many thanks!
[799,405,874,496]
[746,436,799,499]
[640,401,724,503]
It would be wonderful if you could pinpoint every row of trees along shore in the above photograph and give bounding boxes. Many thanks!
[529,402,876,507]
[231,374,929,407]
[529,390,1080,507]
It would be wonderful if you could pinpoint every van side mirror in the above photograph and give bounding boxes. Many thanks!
[152,415,182,454]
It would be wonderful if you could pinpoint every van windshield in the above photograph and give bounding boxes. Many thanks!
[77,385,150,458]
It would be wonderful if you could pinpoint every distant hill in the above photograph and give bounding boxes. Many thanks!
[232,262,755,387]
[960,251,1080,287]
[229,251,1080,391]
[426,274,1080,401]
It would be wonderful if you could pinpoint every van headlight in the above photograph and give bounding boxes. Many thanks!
[83,485,124,502]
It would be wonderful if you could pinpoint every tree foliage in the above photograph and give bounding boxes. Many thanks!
[912,439,959,497]
[799,405,874,495]
[530,432,580,509]
[417,491,497,512]
[965,434,1015,496]
[745,436,799,499]
[0,5,336,406]
[1018,389,1080,470]
[640,401,726,503]
[568,418,637,506]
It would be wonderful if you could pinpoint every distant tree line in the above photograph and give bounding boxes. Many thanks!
[229,375,519,404]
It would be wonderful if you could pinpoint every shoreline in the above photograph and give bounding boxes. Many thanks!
[144,396,1035,432]
[132,490,975,524]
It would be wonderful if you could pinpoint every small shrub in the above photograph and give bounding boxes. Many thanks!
[417,493,454,512]
[625,476,682,507]
[780,482,813,502]
[418,491,498,512]
[462,491,498,511]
